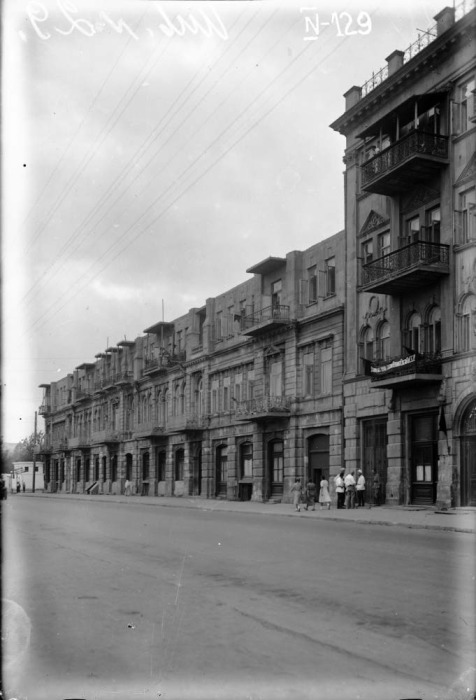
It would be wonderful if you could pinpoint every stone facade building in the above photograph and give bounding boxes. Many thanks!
[330,3,476,506]
[38,233,345,503]
[38,3,476,508]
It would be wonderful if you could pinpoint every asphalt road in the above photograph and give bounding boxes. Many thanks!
[2,497,475,700]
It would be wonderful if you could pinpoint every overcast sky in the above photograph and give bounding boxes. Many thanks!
[3,0,450,444]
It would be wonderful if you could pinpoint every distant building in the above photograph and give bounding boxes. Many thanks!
[330,3,476,506]
[8,462,45,492]
[37,233,345,503]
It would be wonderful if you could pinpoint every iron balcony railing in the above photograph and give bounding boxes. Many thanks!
[370,352,442,382]
[361,131,449,188]
[235,396,292,415]
[241,304,290,330]
[39,403,51,415]
[361,241,450,287]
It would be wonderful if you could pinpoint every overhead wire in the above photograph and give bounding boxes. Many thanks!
[26,11,366,336]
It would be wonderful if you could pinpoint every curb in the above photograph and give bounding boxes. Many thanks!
[13,493,475,534]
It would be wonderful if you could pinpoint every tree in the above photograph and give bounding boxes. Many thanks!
[11,431,44,462]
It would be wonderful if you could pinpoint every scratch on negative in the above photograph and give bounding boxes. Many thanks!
[175,554,187,606]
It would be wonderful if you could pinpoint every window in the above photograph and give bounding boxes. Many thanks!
[457,78,475,133]
[378,232,390,258]
[308,266,317,303]
[425,207,440,243]
[223,377,230,411]
[406,216,420,244]
[460,295,476,352]
[211,379,219,413]
[362,240,373,264]
[216,445,227,484]
[234,374,242,404]
[271,280,282,309]
[269,359,283,397]
[303,348,315,396]
[240,442,253,479]
[176,330,182,353]
[326,258,336,296]
[377,321,390,360]
[406,313,422,354]
[320,344,332,394]
[361,326,374,373]
[175,449,184,481]
[215,311,223,341]
[426,307,441,354]
[456,188,476,244]
[247,369,255,401]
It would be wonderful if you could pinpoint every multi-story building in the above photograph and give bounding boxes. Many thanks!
[330,3,476,506]
[38,233,345,502]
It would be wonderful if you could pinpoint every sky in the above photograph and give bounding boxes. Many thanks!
[2,0,453,445]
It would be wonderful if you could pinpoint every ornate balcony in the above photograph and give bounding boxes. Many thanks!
[360,130,448,196]
[241,305,290,337]
[39,402,51,415]
[235,396,292,422]
[69,435,91,449]
[369,352,442,388]
[133,422,165,439]
[360,241,450,295]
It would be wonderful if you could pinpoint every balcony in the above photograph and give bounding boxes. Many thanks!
[143,351,186,376]
[369,352,442,388]
[235,396,292,422]
[241,305,291,337]
[69,435,91,449]
[133,422,165,439]
[166,413,210,433]
[360,131,448,196]
[360,241,450,295]
[74,388,93,402]
[39,403,51,415]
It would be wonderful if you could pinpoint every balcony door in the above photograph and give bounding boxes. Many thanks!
[461,399,476,507]
[411,414,438,505]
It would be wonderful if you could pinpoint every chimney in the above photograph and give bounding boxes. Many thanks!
[344,86,362,111]
[434,7,455,36]
[386,50,405,77]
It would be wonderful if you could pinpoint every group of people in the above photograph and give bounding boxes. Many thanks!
[291,470,381,512]
[291,477,331,512]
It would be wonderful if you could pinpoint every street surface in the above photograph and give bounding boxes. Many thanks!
[2,496,475,700]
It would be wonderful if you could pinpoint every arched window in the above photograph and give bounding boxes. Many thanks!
[459,295,476,352]
[426,306,441,354]
[173,384,180,417]
[195,378,203,416]
[405,312,422,353]
[377,321,390,361]
[360,326,373,374]
[179,382,186,415]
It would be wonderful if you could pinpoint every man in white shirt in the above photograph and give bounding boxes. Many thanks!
[344,471,356,509]
[356,470,365,507]
[334,470,345,509]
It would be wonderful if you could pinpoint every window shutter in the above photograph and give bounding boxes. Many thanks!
[299,279,308,305]
[317,269,326,298]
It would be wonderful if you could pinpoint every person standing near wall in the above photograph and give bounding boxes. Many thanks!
[291,478,303,512]
[344,471,356,509]
[334,469,345,509]
[356,470,365,507]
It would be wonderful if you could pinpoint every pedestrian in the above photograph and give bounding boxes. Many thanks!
[344,471,356,509]
[16,481,21,494]
[356,470,365,507]
[372,471,381,506]
[319,477,331,510]
[291,478,303,512]
[334,469,345,509]
[22,481,26,493]
[124,479,131,496]
[0,478,7,500]
[304,480,316,511]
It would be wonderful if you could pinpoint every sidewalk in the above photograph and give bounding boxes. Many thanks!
[18,492,476,533]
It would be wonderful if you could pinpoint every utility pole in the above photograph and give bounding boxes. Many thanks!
[32,411,37,493]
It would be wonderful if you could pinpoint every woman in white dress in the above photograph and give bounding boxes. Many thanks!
[319,477,331,510]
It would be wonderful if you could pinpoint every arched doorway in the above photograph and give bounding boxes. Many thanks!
[215,445,227,498]
[125,453,133,481]
[308,434,329,487]
[142,451,150,495]
[461,398,476,506]
[190,443,202,496]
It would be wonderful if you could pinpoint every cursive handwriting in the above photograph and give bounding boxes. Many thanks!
[25,0,229,41]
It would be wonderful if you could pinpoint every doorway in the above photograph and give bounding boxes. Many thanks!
[410,414,438,505]
[362,419,387,504]
[308,434,329,488]
[461,399,476,506]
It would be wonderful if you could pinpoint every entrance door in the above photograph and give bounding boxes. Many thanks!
[191,445,202,496]
[461,399,476,506]
[216,445,227,498]
[362,419,387,504]
[411,414,437,505]
[308,434,329,488]
[268,440,284,499]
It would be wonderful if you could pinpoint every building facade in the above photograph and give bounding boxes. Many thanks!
[330,4,476,506]
[38,233,345,503]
